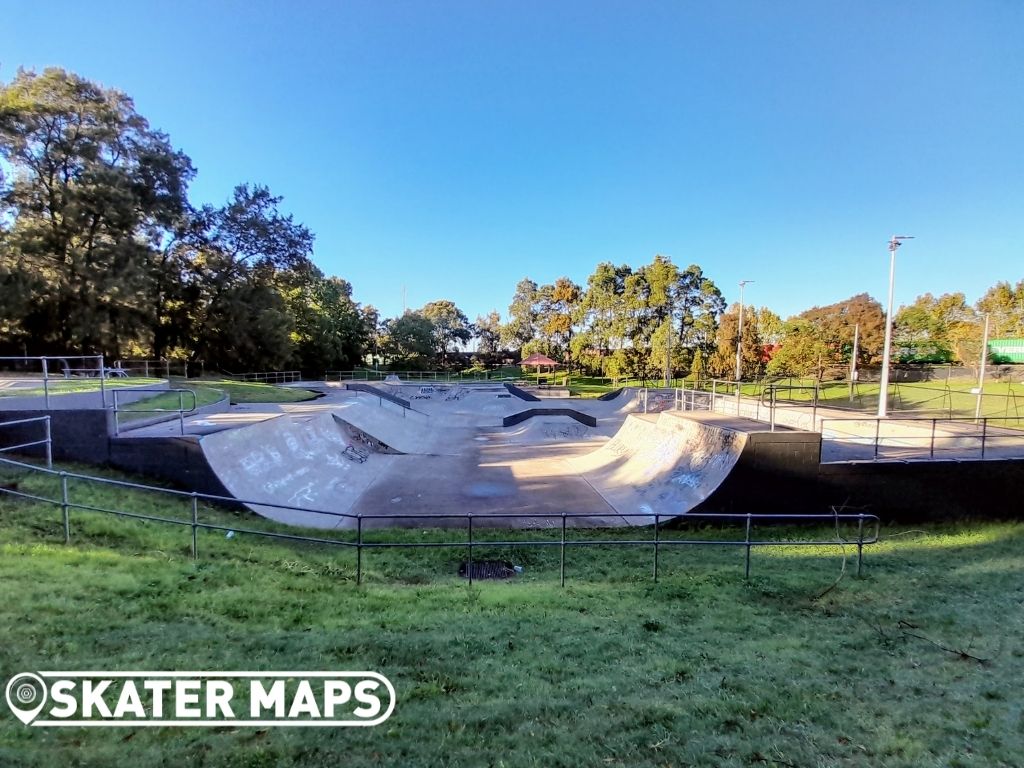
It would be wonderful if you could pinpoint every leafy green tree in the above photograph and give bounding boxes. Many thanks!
[538,277,582,370]
[382,313,435,367]
[420,300,472,367]
[284,275,367,374]
[502,278,540,351]
[0,67,193,355]
[977,280,1024,337]
[474,310,503,357]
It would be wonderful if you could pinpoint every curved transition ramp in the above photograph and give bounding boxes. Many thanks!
[570,412,747,525]
[199,399,751,530]
[200,412,389,529]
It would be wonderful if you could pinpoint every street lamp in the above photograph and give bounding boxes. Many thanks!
[877,235,914,418]
[735,280,754,382]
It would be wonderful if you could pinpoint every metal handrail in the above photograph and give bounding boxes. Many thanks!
[819,415,1024,462]
[0,354,107,408]
[112,388,199,436]
[0,453,880,587]
[0,417,52,468]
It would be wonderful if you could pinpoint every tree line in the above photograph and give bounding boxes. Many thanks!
[0,67,370,373]
[3,68,1019,379]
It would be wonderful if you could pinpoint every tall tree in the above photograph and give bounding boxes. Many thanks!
[474,310,502,357]
[502,278,540,351]
[420,300,472,366]
[0,67,193,355]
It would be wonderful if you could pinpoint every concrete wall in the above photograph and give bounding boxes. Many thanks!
[108,436,233,499]
[0,409,113,462]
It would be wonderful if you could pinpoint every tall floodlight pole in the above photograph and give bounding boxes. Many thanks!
[877,236,913,418]
[975,313,991,421]
[735,280,754,382]
[664,255,674,388]
[849,323,860,400]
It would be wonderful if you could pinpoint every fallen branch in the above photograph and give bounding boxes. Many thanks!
[897,620,990,665]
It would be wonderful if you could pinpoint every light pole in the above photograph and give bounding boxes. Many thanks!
[735,280,754,382]
[877,235,913,418]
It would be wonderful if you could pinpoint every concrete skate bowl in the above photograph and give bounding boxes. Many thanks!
[198,404,750,532]
[570,412,747,526]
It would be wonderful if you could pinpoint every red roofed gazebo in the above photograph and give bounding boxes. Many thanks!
[519,352,559,378]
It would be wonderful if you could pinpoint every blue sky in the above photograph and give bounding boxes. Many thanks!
[5,1,1022,322]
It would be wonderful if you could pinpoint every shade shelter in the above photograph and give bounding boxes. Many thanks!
[519,352,559,381]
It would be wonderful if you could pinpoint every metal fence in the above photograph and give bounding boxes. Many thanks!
[0,417,52,468]
[820,416,1024,462]
[0,453,880,586]
[0,355,110,408]
[224,370,302,384]
[112,388,200,436]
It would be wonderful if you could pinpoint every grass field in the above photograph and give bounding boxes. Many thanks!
[0,377,166,397]
[0,460,1021,767]
[178,377,319,404]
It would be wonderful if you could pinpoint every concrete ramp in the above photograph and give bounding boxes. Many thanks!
[570,411,747,523]
[332,396,468,455]
[199,413,389,529]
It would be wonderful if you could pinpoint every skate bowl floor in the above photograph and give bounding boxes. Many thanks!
[198,394,759,530]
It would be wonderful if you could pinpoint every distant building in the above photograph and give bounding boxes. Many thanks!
[989,338,1024,364]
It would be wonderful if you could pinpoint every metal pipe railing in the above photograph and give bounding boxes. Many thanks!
[0,453,880,587]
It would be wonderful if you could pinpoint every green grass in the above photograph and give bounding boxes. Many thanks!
[114,386,229,424]
[181,378,318,404]
[0,377,166,397]
[728,378,1024,420]
[0,459,1021,767]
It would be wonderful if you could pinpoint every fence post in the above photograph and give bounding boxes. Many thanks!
[191,493,199,559]
[466,514,475,585]
[930,419,936,459]
[60,472,70,544]
[41,357,51,410]
[874,419,881,460]
[356,515,363,586]
[99,355,107,408]
[44,416,52,469]
[560,513,567,587]
[653,513,660,583]
[744,513,752,580]
[856,514,865,577]
[981,418,988,459]
[179,391,186,435]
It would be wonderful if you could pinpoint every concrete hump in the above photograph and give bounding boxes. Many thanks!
[570,411,747,524]
[199,412,385,529]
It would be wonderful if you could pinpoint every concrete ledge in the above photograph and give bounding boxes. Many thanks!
[504,409,598,428]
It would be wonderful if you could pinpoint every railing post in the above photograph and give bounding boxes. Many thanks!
[874,419,881,460]
[560,513,567,587]
[930,419,936,459]
[653,514,660,583]
[44,416,52,469]
[744,513,752,580]
[981,418,988,459]
[60,472,70,544]
[144,360,150,378]
[856,514,865,577]
[41,357,50,410]
[356,515,363,585]
[191,493,199,559]
[467,514,474,586]
[99,354,107,408]
[770,387,777,432]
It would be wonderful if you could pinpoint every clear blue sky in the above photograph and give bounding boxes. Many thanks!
[6,1,1022,322]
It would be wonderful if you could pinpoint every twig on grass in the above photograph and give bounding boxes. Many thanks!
[897,620,990,665]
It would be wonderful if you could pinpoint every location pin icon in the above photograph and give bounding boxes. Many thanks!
[5,673,48,725]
